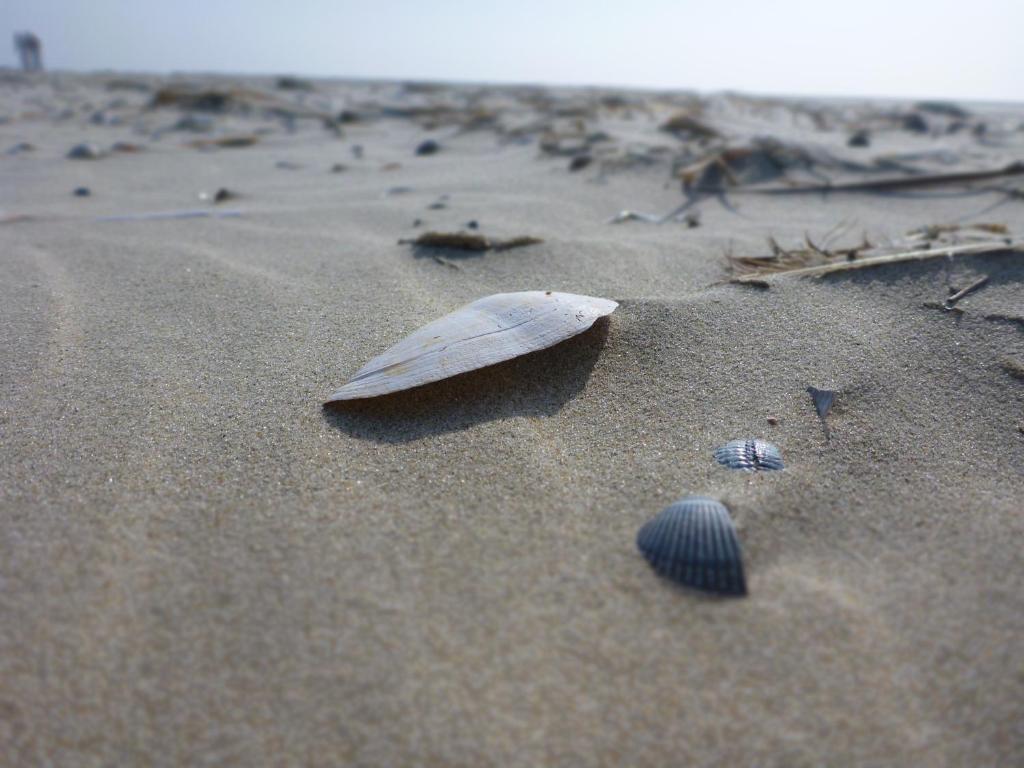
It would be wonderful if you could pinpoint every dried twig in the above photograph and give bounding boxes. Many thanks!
[731,240,1020,283]
[944,275,990,308]
[726,162,1024,195]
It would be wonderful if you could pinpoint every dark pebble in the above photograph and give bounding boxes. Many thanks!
[67,143,101,160]
[569,154,592,172]
[902,113,929,133]
[415,139,440,156]
[73,187,91,197]
[847,129,870,147]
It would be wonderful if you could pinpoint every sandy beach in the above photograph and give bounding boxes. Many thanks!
[2,71,1023,766]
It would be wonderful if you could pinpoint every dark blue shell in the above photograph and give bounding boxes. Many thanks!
[806,386,835,419]
[714,438,784,471]
[637,496,747,596]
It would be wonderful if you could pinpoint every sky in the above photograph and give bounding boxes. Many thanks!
[3,0,1022,102]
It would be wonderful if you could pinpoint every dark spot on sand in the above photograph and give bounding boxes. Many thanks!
[415,139,440,156]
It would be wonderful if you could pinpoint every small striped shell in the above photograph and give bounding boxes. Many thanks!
[636,496,747,596]
[714,438,784,471]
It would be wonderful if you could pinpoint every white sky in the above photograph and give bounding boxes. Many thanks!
[3,0,1022,101]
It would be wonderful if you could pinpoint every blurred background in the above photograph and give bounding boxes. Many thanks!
[3,0,1022,101]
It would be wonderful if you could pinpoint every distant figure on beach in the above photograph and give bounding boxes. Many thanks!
[14,32,43,72]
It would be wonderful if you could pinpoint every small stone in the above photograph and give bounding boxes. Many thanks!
[67,143,101,160]
[847,130,870,147]
[275,76,313,91]
[767,416,779,426]
[173,114,215,133]
[466,220,479,230]
[568,154,592,172]
[415,139,440,156]
[330,163,347,173]
[73,187,91,197]
[902,113,928,133]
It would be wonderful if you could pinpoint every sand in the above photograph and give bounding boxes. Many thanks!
[1,71,1023,766]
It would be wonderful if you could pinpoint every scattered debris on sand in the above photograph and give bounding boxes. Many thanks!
[188,135,259,149]
[568,154,592,172]
[608,210,661,224]
[275,76,313,91]
[659,111,720,141]
[198,188,238,203]
[110,141,144,153]
[67,142,102,159]
[847,130,870,147]
[729,237,1020,283]
[415,139,440,156]
[400,231,543,253]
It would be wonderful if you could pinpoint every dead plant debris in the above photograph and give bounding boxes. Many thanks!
[188,135,259,149]
[400,231,544,253]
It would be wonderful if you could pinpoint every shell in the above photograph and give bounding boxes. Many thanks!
[637,496,747,596]
[326,291,618,402]
[714,438,784,471]
[806,386,835,419]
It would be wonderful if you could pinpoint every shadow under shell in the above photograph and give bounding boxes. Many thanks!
[323,318,611,444]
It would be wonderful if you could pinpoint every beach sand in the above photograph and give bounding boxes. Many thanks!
[2,71,1023,766]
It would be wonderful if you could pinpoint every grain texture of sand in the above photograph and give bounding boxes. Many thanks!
[2,72,1023,766]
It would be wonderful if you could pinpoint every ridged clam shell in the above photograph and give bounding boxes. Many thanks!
[637,496,747,596]
[714,438,784,471]
[326,291,617,402]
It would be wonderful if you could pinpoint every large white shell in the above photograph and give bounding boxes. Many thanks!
[326,291,618,402]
